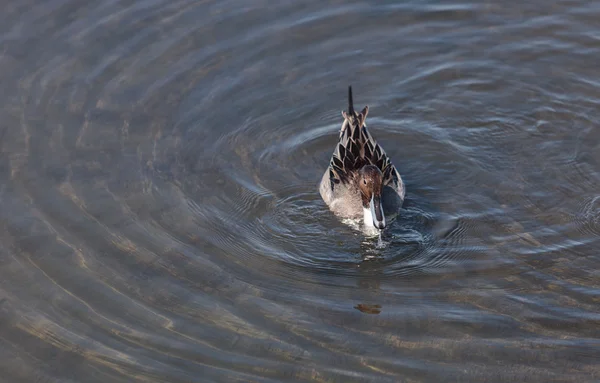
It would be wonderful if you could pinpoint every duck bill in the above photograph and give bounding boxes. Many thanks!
[370,195,386,230]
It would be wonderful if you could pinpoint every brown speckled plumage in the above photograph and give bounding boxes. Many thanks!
[319,86,405,223]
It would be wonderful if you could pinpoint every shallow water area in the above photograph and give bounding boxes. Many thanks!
[0,1,599,382]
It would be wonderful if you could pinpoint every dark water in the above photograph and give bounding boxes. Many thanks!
[1,1,599,382]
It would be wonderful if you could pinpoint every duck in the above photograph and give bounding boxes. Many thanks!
[319,86,405,230]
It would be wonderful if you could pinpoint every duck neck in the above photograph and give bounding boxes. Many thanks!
[363,207,374,227]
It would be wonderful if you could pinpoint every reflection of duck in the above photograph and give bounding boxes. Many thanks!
[319,86,405,230]
[354,276,383,315]
[354,304,382,315]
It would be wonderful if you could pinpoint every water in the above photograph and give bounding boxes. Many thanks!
[1,1,599,382]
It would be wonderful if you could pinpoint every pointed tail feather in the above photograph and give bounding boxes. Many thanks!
[348,86,355,116]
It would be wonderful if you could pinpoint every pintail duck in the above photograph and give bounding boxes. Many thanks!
[319,86,405,230]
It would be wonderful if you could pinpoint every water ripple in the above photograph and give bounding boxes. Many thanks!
[1,0,600,382]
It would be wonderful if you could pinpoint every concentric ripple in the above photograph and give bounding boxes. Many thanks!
[0,1,599,382]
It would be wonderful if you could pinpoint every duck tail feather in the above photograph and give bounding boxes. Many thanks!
[348,86,355,116]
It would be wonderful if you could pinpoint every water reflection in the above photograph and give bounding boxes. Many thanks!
[355,276,383,315]
[354,304,382,315]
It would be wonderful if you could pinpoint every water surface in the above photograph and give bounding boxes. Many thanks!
[0,1,599,382]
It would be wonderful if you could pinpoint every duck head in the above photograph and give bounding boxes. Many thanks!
[358,165,386,230]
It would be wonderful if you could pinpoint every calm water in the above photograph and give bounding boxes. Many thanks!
[1,1,599,382]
